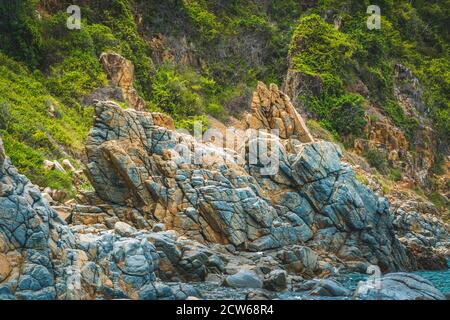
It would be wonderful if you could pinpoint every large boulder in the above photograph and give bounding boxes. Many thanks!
[0,138,200,300]
[293,278,352,297]
[245,82,314,142]
[224,270,263,289]
[263,269,287,292]
[0,138,70,299]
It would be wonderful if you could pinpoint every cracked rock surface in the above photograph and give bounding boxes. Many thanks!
[83,86,415,273]
[1,83,447,300]
[0,138,200,300]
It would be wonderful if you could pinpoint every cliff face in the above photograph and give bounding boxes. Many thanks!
[0,0,448,301]
[82,87,415,273]
[1,87,448,300]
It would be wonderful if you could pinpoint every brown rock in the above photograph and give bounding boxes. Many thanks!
[99,52,146,111]
[0,253,11,281]
[245,82,314,143]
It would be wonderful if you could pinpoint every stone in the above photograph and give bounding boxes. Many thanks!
[294,279,352,297]
[43,160,54,170]
[53,160,66,173]
[62,159,76,172]
[99,52,146,111]
[0,138,170,300]
[224,270,263,289]
[83,98,417,274]
[114,221,137,237]
[263,269,287,292]
[42,192,55,204]
[0,253,11,281]
[246,289,277,300]
[354,273,446,300]
[153,223,166,232]
[245,82,314,142]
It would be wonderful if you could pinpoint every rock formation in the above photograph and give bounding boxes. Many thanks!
[284,57,438,188]
[0,138,202,300]
[245,82,314,143]
[390,194,450,270]
[82,84,417,273]
[98,52,146,111]
[1,83,448,298]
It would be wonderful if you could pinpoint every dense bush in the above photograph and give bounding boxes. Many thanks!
[364,149,388,173]
[0,0,42,68]
[0,53,90,194]
[149,65,226,130]
[289,14,356,78]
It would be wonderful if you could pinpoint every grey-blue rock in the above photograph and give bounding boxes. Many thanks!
[224,270,263,289]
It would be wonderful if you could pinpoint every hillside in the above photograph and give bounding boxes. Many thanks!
[0,0,448,209]
[0,0,449,301]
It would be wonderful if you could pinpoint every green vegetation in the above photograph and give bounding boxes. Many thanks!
[388,167,403,182]
[289,14,367,138]
[287,2,448,146]
[0,53,88,194]
[0,0,447,199]
[181,0,222,42]
[149,65,226,131]
[364,149,388,173]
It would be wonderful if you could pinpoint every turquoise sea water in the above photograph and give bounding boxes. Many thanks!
[337,259,450,294]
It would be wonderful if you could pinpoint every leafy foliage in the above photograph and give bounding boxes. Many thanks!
[0,53,90,194]
[149,65,226,130]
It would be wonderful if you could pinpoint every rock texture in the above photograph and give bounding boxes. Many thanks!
[284,56,438,188]
[245,82,314,143]
[353,64,437,187]
[83,84,415,273]
[0,138,65,299]
[354,273,446,300]
[293,278,352,297]
[390,194,450,270]
[2,82,447,300]
[98,52,146,111]
[0,138,201,300]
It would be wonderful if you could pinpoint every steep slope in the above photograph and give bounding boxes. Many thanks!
[0,1,448,206]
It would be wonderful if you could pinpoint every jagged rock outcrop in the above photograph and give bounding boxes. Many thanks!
[354,114,409,164]
[83,84,416,273]
[354,273,446,300]
[353,109,435,186]
[0,138,202,300]
[284,56,438,187]
[0,138,66,299]
[97,52,146,111]
[352,64,438,186]
[245,82,314,143]
[390,195,450,269]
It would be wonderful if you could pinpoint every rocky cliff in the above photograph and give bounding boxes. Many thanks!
[80,84,417,273]
[0,138,202,300]
[1,85,448,299]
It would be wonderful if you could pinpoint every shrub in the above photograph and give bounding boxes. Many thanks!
[364,149,387,173]
[289,14,356,77]
[150,65,226,127]
[388,167,403,182]
[181,0,222,41]
[0,0,43,68]
[46,50,107,106]
[329,94,366,136]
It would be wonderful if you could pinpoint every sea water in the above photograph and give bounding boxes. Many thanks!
[338,259,450,294]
